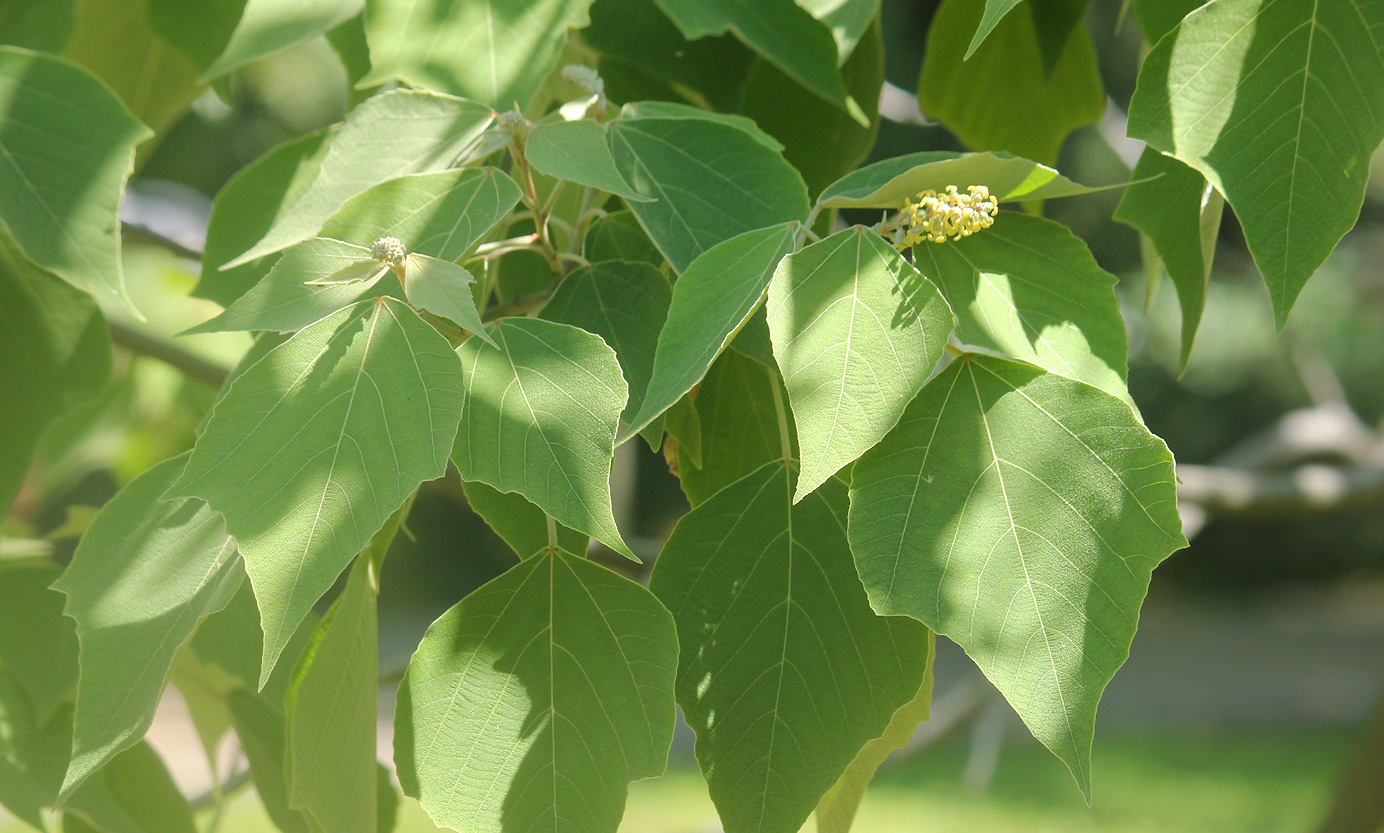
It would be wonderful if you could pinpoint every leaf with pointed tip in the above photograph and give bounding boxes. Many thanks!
[0,48,150,314]
[286,557,377,833]
[848,354,1186,799]
[1126,0,1384,328]
[582,210,664,265]
[525,119,649,202]
[395,551,677,833]
[913,212,1131,404]
[460,479,588,559]
[730,307,776,369]
[539,260,672,428]
[227,90,495,266]
[964,0,1025,58]
[319,167,522,263]
[170,298,464,685]
[768,226,952,503]
[0,234,111,520]
[622,222,799,443]
[618,101,783,151]
[1129,0,1204,44]
[185,238,388,335]
[199,0,362,81]
[793,0,879,61]
[0,563,76,728]
[608,118,809,273]
[402,254,492,345]
[1114,148,1225,369]
[453,317,634,559]
[817,150,1108,210]
[362,0,593,108]
[919,0,1104,165]
[650,463,930,833]
[52,454,241,799]
[815,640,934,833]
[653,0,857,116]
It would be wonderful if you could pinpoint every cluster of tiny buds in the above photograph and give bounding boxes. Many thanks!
[562,64,604,97]
[895,185,998,248]
[496,109,528,131]
[371,236,407,265]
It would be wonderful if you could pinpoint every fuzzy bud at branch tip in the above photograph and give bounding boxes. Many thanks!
[561,64,604,97]
[371,236,406,264]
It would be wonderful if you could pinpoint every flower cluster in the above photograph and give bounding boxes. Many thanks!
[893,185,998,248]
[371,236,407,265]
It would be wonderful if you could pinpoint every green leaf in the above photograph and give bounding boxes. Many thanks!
[964,0,1025,58]
[767,226,953,503]
[395,551,677,833]
[618,100,782,151]
[453,317,634,558]
[226,690,309,833]
[199,0,363,81]
[582,210,664,265]
[1129,0,1205,44]
[539,260,673,427]
[227,90,495,267]
[653,0,858,116]
[62,0,202,138]
[362,0,593,108]
[848,354,1186,798]
[54,454,241,798]
[816,150,1106,209]
[676,350,790,507]
[318,167,522,263]
[608,117,809,273]
[1113,148,1224,369]
[186,238,388,335]
[196,129,335,306]
[0,563,77,727]
[460,479,588,559]
[0,48,150,314]
[286,557,377,833]
[794,0,879,60]
[1125,0,1384,328]
[729,307,776,369]
[70,742,196,833]
[169,648,239,766]
[913,211,1131,403]
[0,674,70,830]
[188,581,315,707]
[814,641,934,833]
[965,0,1093,71]
[649,463,931,833]
[0,0,74,52]
[525,119,648,202]
[0,235,110,519]
[170,298,464,685]
[402,254,491,344]
[622,222,799,442]
[919,0,1104,165]
[739,12,883,198]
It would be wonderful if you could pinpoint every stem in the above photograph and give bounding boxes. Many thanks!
[944,343,966,358]
[569,187,598,256]
[767,365,794,466]
[510,139,565,280]
[109,321,230,388]
[482,286,555,321]
[546,514,558,554]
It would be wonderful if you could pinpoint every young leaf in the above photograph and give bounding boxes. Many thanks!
[185,238,387,335]
[227,90,495,266]
[54,454,241,798]
[622,222,799,442]
[767,227,953,503]
[286,557,377,833]
[848,354,1186,799]
[1113,148,1225,369]
[1126,0,1384,327]
[608,117,810,272]
[362,0,593,108]
[198,0,362,81]
[525,119,649,202]
[402,254,490,343]
[0,48,150,314]
[170,298,464,685]
[0,236,111,519]
[918,0,1104,165]
[460,479,589,559]
[650,464,931,833]
[196,128,335,306]
[539,260,673,428]
[0,563,77,727]
[395,551,678,833]
[913,211,1132,404]
[319,167,522,263]
[453,317,634,559]
[816,150,1105,209]
[653,0,858,116]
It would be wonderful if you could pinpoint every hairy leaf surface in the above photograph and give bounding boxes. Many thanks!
[848,354,1186,798]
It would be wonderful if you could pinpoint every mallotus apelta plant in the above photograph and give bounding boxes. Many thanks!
[1,0,1381,832]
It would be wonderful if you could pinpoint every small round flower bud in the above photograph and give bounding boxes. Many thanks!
[496,109,528,131]
[371,236,406,264]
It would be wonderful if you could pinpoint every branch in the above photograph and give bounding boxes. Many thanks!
[108,322,230,388]
[120,221,203,261]
[1177,463,1384,516]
